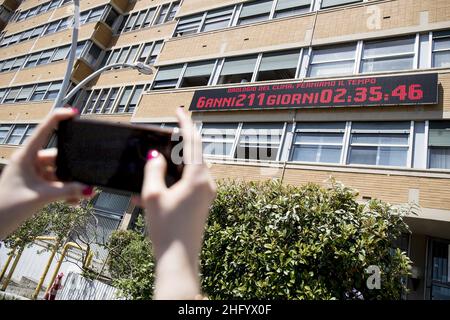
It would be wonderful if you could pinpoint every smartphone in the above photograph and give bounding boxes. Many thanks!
[56,118,184,194]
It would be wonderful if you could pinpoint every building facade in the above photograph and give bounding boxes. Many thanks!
[0,0,449,299]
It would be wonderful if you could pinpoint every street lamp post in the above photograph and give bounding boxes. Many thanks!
[52,0,80,110]
[53,1,153,110]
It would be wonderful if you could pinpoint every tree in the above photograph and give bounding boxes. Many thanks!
[107,216,155,299]
[3,201,96,272]
[108,179,414,300]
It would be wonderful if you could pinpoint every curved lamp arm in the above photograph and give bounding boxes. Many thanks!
[61,62,154,108]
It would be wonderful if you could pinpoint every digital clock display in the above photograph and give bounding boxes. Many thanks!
[189,73,438,112]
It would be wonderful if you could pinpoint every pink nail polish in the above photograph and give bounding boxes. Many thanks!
[71,108,79,115]
[147,149,160,161]
[82,186,94,196]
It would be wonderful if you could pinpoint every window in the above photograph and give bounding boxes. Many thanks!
[52,46,70,61]
[238,0,273,26]
[153,65,184,89]
[361,37,416,73]
[85,43,103,66]
[433,31,450,68]
[3,88,20,103]
[45,82,62,100]
[137,41,162,64]
[117,87,133,113]
[103,88,119,113]
[24,53,41,68]
[117,15,128,33]
[348,122,410,167]
[167,2,180,21]
[143,8,157,27]
[76,41,88,58]
[218,55,258,84]
[44,21,60,35]
[175,14,203,36]
[30,84,48,101]
[16,86,33,102]
[108,50,121,65]
[105,8,119,28]
[154,4,170,25]
[124,12,138,32]
[235,123,284,161]
[11,57,25,71]
[429,121,450,169]
[309,44,356,77]
[180,61,215,88]
[93,89,109,113]
[257,50,300,81]
[83,90,99,114]
[126,45,140,64]
[31,26,45,39]
[6,125,27,145]
[274,0,312,18]
[202,7,234,32]
[0,89,7,102]
[154,2,180,25]
[0,125,11,144]
[134,11,148,29]
[291,122,346,164]
[128,85,144,113]
[2,60,14,72]
[321,0,363,9]
[202,123,238,157]
[37,50,53,65]
[117,47,130,64]
[84,7,105,23]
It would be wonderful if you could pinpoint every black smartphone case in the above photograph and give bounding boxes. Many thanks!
[56,118,184,194]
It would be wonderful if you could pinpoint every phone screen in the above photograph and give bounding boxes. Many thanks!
[56,118,183,193]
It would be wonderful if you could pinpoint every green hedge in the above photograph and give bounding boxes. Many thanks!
[109,179,413,300]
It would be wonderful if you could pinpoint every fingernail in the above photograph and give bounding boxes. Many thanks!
[147,149,160,161]
[82,186,94,196]
[71,108,79,115]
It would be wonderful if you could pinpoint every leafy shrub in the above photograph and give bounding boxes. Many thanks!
[108,216,155,300]
[108,179,412,300]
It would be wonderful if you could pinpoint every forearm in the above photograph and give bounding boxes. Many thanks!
[0,196,40,239]
[154,240,201,300]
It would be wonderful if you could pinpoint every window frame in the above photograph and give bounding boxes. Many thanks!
[360,36,419,74]
[346,122,413,168]
[290,122,347,165]
[234,122,287,162]
[432,31,450,69]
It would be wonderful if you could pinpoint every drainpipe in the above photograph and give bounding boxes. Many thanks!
[32,237,59,300]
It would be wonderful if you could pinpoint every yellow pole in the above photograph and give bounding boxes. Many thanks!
[32,240,59,300]
[1,247,24,291]
[44,242,92,296]
[0,247,16,282]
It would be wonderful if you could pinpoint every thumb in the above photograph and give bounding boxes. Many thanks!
[142,150,168,200]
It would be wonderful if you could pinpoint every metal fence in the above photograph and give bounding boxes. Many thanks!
[56,272,123,300]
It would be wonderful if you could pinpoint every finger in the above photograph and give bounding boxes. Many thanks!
[22,108,77,160]
[176,108,204,176]
[43,182,94,203]
[142,150,168,201]
[36,148,57,168]
[40,168,58,182]
[131,195,143,208]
